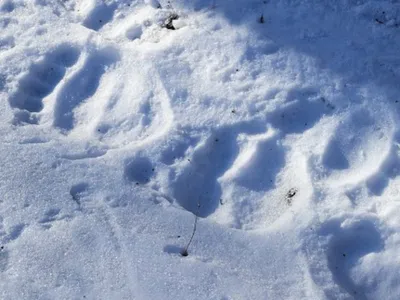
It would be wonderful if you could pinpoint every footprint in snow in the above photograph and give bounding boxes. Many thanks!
[320,216,383,299]
[53,47,119,132]
[310,108,394,188]
[9,44,80,125]
[124,156,155,185]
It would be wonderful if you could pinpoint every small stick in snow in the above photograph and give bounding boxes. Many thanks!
[181,203,200,257]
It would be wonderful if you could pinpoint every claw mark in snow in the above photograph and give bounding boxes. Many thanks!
[9,44,80,124]
[53,48,119,131]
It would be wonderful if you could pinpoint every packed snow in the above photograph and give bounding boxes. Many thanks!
[1,0,400,299]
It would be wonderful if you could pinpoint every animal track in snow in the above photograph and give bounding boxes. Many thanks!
[233,135,285,192]
[170,123,266,218]
[166,87,325,225]
[9,44,80,124]
[53,48,119,131]
[93,68,174,149]
[320,216,383,299]
[210,88,329,229]
[216,128,313,230]
[124,156,155,184]
[364,131,400,196]
[171,130,240,217]
[311,108,394,188]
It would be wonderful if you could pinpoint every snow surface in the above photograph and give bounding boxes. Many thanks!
[1,0,400,299]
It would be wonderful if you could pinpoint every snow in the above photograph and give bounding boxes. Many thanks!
[1,0,400,299]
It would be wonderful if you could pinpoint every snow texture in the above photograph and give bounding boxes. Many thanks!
[1,0,400,299]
